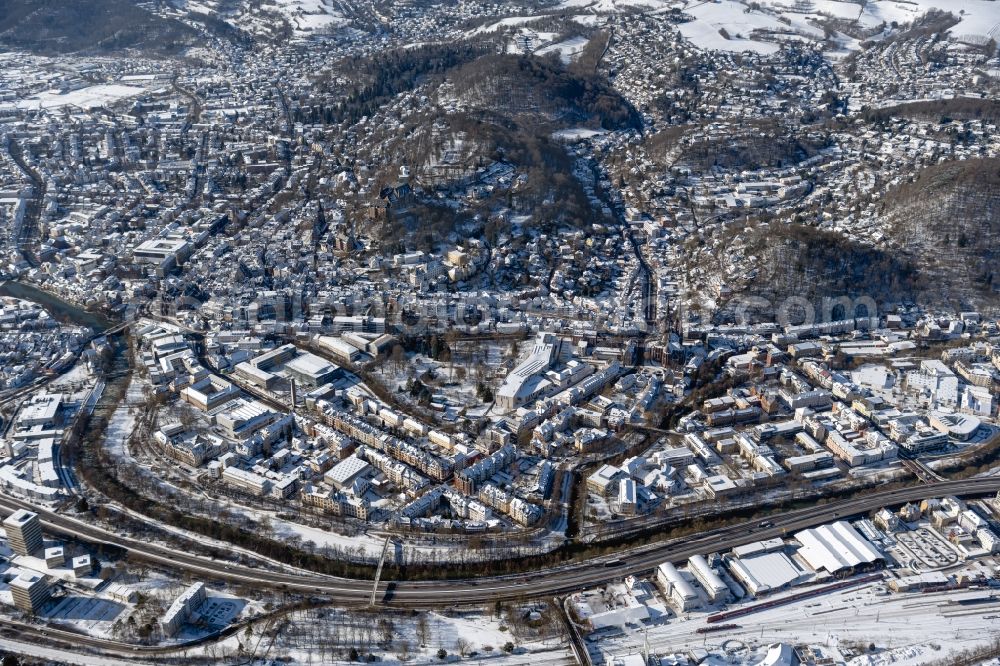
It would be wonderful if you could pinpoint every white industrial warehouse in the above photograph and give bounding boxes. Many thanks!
[794,521,884,574]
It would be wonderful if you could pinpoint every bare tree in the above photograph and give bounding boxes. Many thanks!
[416,613,430,647]
[179,404,199,429]
[391,344,406,372]
[378,617,395,647]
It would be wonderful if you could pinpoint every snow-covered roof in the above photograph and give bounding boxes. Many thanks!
[795,521,882,574]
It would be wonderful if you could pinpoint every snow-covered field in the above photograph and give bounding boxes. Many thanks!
[557,0,673,11]
[468,16,544,36]
[750,0,1000,39]
[103,380,140,462]
[856,0,1000,42]
[16,85,146,111]
[677,0,824,54]
[553,127,608,141]
[544,0,1000,55]
[536,35,591,63]
[262,0,348,36]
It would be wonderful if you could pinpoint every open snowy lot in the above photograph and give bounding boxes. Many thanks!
[262,0,348,36]
[16,85,147,111]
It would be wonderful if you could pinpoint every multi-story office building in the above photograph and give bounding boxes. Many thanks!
[3,509,43,556]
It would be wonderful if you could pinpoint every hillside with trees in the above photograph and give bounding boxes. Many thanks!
[315,48,635,250]
[880,157,1000,306]
[0,0,198,54]
[704,223,924,321]
[446,54,641,132]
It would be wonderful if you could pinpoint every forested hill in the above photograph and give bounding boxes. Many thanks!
[0,0,198,54]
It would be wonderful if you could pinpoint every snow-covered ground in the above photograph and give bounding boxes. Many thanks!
[16,85,147,111]
[468,16,544,36]
[676,0,823,55]
[176,0,350,38]
[551,0,1000,55]
[48,360,97,403]
[370,348,498,421]
[557,0,673,12]
[710,0,1000,41]
[103,380,140,463]
[536,36,591,63]
[553,127,609,141]
[858,0,1000,42]
[0,638,143,666]
[263,0,348,36]
[594,579,1000,665]
[260,606,574,665]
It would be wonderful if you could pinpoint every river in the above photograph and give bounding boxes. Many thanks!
[0,280,115,332]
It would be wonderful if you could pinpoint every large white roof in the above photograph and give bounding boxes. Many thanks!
[285,352,336,378]
[795,521,882,574]
[729,551,804,594]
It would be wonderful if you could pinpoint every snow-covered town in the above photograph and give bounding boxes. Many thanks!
[1,0,1000,664]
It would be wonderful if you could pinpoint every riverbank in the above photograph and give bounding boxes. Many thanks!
[0,280,115,331]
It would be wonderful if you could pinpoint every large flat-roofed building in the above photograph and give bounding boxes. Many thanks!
[688,554,729,602]
[586,464,626,496]
[323,455,371,491]
[248,344,297,371]
[929,411,981,441]
[9,572,48,613]
[727,548,806,597]
[902,429,949,453]
[3,509,43,556]
[824,429,897,467]
[233,361,277,389]
[703,474,738,498]
[16,394,63,429]
[316,335,363,364]
[283,352,340,388]
[215,399,282,440]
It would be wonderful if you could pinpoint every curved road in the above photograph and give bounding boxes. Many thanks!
[1,478,999,606]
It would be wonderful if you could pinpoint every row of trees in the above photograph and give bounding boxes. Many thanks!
[864,98,1000,126]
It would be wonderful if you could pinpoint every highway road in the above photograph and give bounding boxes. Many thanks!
[1,478,998,606]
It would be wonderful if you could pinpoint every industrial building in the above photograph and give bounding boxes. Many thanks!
[726,540,808,597]
[656,561,700,611]
[688,555,729,602]
[323,454,371,491]
[793,521,883,575]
